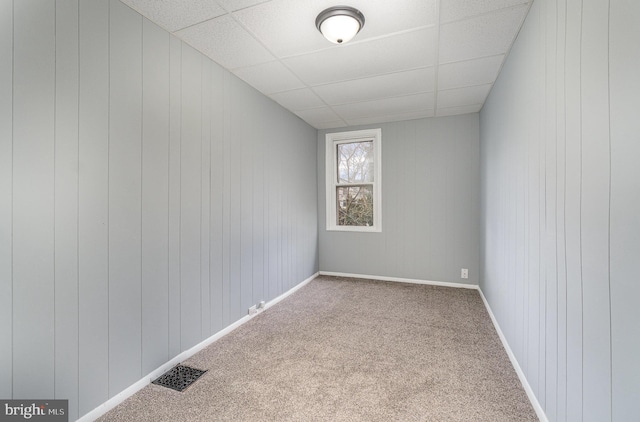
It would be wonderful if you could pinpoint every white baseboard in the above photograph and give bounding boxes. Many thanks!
[477,288,548,422]
[319,271,478,290]
[263,272,318,310]
[77,272,320,422]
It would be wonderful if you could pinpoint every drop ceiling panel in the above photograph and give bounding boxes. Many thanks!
[234,0,436,58]
[271,88,326,110]
[176,15,274,69]
[234,61,305,94]
[217,0,271,12]
[119,0,532,129]
[440,0,529,23]
[283,27,437,86]
[294,107,344,126]
[437,84,491,108]
[439,5,529,63]
[315,120,349,130]
[121,0,226,32]
[333,92,435,120]
[437,55,504,90]
[347,109,435,126]
[313,67,435,106]
[436,103,482,116]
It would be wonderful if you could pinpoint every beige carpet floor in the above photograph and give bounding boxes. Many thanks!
[98,276,538,421]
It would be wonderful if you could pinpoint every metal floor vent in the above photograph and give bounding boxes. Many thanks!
[152,364,207,392]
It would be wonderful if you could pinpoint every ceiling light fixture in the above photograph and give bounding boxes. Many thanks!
[315,6,365,45]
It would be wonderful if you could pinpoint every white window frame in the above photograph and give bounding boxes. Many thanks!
[325,128,382,232]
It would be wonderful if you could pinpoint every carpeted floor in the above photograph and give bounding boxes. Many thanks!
[98,276,538,421]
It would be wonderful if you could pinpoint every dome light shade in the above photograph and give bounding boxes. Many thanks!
[316,6,365,44]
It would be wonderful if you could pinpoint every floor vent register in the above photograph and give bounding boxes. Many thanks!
[152,364,208,392]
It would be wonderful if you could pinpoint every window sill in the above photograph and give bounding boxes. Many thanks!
[326,226,381,233]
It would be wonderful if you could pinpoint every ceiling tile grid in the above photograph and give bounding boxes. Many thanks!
[438,5,530,64]
[312,67,436,107]
[437,54,504,90]
[440,0,529,24]
[270,88,327,111]
[119,0,532,129]
[123,0,226,32]
[293,107,345,128]
[347,109,435,126]
[233,60,305,94]
[175,14,275,69]
[217,0,271,13]
[437,84,492,109]
[333,92,436,121]
[436,103,482,116]
[232,0,437,57]
[282,27,438,86]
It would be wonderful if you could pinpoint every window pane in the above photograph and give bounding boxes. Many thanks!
[337,185,373,227]
[337,141,373,183]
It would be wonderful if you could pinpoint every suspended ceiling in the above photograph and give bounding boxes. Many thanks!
[120,0,532,129]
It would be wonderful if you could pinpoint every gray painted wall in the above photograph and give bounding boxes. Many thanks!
[0,0,318,420]
[318,115,480,285]
[480,0,640,421]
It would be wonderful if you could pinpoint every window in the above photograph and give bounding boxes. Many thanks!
[325,128,381,232]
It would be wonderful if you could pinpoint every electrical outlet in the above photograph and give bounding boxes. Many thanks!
[461,268,469,279]
[248,305,257,315]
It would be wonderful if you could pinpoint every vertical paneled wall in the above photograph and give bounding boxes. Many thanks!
[609,2,640,420]
[0,0,12,403]
[0,1,319,420]
[12,0,56,400]
[318,115,481,285]
[480,0,640,421]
